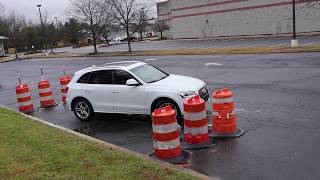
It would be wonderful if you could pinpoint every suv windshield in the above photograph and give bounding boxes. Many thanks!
[130,64,169,83]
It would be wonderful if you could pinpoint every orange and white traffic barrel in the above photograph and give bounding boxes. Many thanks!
[182,95,216,150]
[210,88,244,138]
[59,76,72,103]
[38,80,57,108]
[150,105,190,164]
[16,77,35,113]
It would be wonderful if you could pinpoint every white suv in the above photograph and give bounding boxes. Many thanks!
[66,61,210,121]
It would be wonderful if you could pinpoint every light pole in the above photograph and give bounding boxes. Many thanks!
[55,17,58,29]
[37,4,47,52]
[291,0,299,47]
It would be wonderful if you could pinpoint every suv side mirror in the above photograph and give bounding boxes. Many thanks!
[126,79,139,86]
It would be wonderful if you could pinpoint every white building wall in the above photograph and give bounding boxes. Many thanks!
[157,1,173,38]
[158,0,320,39]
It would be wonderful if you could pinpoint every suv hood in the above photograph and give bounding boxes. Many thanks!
[151,74,205,91]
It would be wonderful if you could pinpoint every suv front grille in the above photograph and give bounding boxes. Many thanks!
[198,85,209,102]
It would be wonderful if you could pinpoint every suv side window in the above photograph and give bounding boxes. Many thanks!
[90,70,113,84]
[77,72,91,84]
[113,70,135,85]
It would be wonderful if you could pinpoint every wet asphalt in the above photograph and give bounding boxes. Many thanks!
[1,53,320,180]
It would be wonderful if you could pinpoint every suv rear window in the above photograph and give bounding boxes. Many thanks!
[77,72,91,83]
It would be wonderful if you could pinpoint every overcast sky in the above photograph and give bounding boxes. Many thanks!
[0,0,160,23]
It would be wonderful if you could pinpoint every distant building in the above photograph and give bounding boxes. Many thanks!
[108,21,156,41]
[0,36,8,56]
[157,0,320,39]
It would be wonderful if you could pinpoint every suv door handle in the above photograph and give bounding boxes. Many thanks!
[84,90,92,93]
[113,90,119,94]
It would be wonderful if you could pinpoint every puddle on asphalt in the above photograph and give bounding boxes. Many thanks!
[74,125,95,136]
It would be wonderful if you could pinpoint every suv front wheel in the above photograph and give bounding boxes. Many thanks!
[73,98,95,121]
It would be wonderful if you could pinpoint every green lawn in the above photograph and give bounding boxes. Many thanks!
[0,108,199,179]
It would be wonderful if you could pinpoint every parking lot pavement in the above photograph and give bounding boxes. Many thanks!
[1,53,320,180]
[53,35,320,53]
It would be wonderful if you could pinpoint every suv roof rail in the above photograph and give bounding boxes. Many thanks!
[103,61,142,66]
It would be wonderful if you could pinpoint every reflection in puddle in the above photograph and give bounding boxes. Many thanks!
[74,126,95,136]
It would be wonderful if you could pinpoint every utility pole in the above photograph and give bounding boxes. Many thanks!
[292,0,296,39]
[291,0,299,47]
[55,17,58,29]
[37,4,47,52]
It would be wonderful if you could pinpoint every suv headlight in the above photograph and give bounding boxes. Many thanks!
[180,91,197,98]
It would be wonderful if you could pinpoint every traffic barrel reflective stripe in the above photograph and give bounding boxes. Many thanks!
[16,84,34,113]
[183,95,211,145]
[59,76,72,103]
[152,122,180,141]
[153,138,181,158]
[184,111,208,135]
[152,123,180,134]
[38,80,56,108]
[212,110,236,125]
[210,88,245,138]
[212,88,234,110]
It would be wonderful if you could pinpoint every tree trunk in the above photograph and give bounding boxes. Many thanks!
[93,38,98,54]
[126,28,132,52]
[140,32,143,41]
[50,41,53,53]
[14,47,18,59]
[160,31,163,39]
[44,43,47,53]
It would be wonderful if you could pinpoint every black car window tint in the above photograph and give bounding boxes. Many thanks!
[90,70,113,84]
[113,70,134,85]
[77,72,91,83]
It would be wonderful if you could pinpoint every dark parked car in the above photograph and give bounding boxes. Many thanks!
[121,36,136,42]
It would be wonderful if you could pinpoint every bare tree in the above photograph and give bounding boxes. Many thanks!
[71,0,113,54]
[136,7,148,41]
[154,20,169,39]
[0,3,10,36]
[6,12,26,58]
[108,0,149,52]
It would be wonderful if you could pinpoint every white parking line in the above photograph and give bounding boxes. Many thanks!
[205,62,223,66]
[302,42,314,46]
[224,44,241,48]
[145,58,158,61]
[193,45,212,49]
[246,44,264,47]
[269,43,287,47]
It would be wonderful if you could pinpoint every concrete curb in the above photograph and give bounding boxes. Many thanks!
[0,105,218,180]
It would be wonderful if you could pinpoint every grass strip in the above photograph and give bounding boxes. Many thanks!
[0,108,199,179]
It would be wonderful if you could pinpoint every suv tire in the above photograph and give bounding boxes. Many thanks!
[73,98,95,121]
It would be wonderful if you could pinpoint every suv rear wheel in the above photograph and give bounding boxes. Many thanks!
[73,98,95,121]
